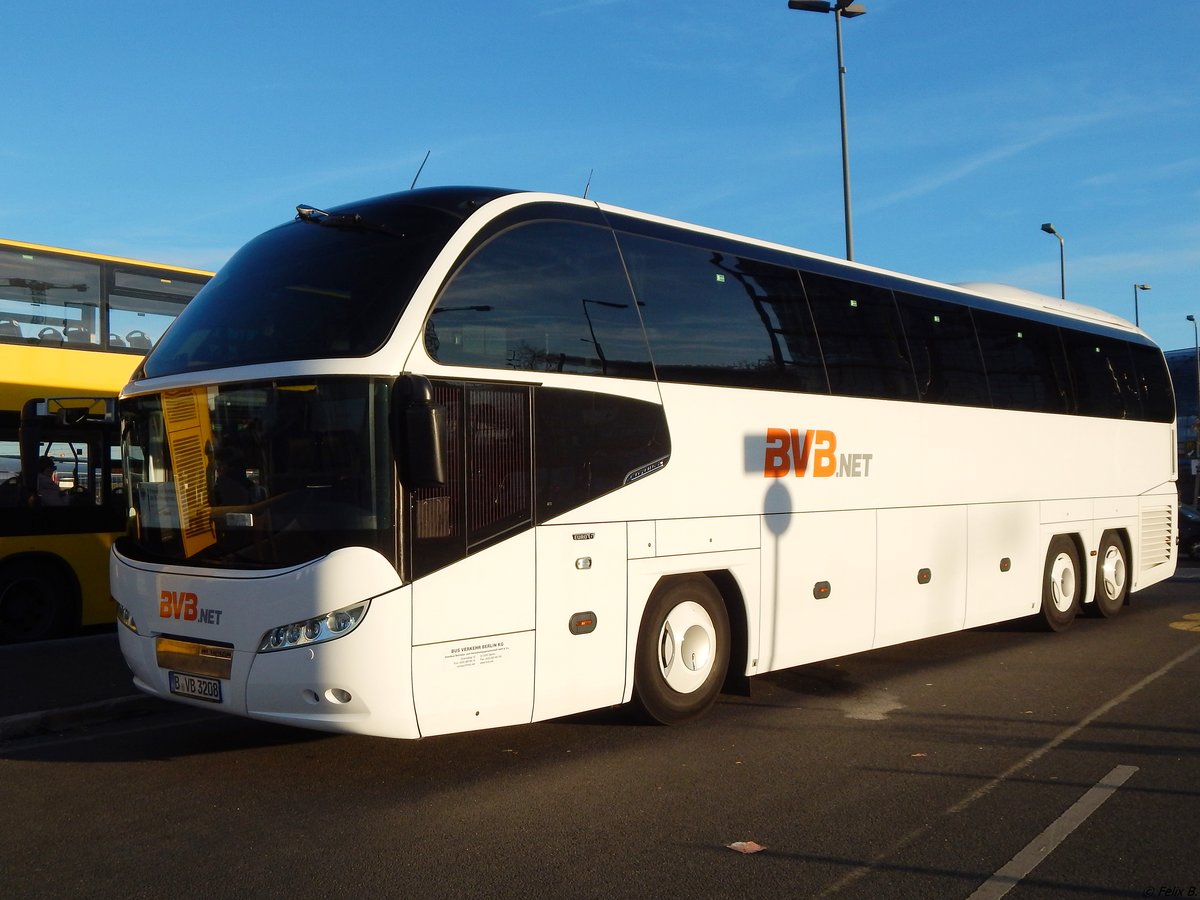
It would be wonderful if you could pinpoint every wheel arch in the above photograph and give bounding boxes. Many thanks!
[702,568,751,696]
[0,550,84,638]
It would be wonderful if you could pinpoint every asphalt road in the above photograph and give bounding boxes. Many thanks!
[2,571,1198,899]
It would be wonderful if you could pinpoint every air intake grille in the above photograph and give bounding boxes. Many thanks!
[1139,505,1174,571]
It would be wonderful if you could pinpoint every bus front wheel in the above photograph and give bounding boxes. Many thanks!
[1039,536,1081,632]
[1090,532,1129,619]
[633,575,730,725]
[0,560,75,644]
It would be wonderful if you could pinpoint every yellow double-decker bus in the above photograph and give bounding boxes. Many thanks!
[1,238,211,642]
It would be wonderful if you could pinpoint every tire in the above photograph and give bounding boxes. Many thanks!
[1090,532,1128,618]
[1039,536,1081,632]
[0,560,76,644]
[633,575,731,725]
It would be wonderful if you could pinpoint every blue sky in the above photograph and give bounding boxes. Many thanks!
[5,2,1198,351]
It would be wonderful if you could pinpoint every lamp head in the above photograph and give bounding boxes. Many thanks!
[1136,283,1151,291]
[1040,223,1057,236]
[1188,314,1196,323]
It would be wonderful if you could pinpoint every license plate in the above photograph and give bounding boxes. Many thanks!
[168,671,223,703]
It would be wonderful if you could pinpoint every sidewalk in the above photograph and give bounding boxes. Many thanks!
[0,629,162,741]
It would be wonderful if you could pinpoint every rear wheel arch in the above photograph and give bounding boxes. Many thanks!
[0,551,82,643]
[702,569,750,694]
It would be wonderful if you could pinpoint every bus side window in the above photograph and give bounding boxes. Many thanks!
[799,271,918,402]
[410,381,534,581]
[973,311,1073,414]
[1130,344,1175,423]
[617,232,828,394]
[427,220,651,378]
[1062,331,1141,419]
[895,291,990,407]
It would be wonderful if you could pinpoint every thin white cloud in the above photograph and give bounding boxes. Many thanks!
[1083,156,1200,188]
[859,107,1131,214]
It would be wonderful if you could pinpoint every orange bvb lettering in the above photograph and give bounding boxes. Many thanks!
[812,430,836,477]
[159,590,200,620]
[762,428,835,477]
[764,428,791,477]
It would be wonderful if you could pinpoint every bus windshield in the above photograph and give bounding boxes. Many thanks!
[117,377,394,570]
[142,203,466,378]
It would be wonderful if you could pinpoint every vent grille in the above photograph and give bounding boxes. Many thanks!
[1139,505,1174,571]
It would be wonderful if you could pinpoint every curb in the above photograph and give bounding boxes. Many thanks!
[0,694,166,743]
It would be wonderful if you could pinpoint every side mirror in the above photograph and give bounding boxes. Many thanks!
[393,374,447,488]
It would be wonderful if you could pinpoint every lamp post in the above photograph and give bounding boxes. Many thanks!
[788,0,866,262]
[1040,223,1065,299]
[1189,314,1199,507]
[1133,283,1151,328]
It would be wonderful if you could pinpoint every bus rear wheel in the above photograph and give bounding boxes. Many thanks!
[633,575,730,725]
[1090,532,1128,618]
[0,560,75,644]
[1039,536,1080,632]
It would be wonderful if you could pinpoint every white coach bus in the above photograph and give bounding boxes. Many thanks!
[110,187,1178,738]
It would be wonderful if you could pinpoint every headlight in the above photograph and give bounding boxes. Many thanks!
[115,601,139,634]
[257,600,369,653]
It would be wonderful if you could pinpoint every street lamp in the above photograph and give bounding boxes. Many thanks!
[1188,314,1199,506]
[1133,283,1151,328]
[1040,223,1065,299]
[788,0,866,262]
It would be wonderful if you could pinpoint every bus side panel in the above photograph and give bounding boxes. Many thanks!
[410,531,536,736]
[411,631,534,737]
[873,505,967,648]
[758,509,876,672]
[532,523,628,723]
[963,502,1041,628]
[410,530,535,645]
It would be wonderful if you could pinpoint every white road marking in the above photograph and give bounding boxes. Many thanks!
[967,764,1139,900]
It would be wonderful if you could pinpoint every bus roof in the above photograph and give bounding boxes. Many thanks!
[0,237,213,277]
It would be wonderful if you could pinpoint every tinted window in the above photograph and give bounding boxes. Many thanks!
[617,232,827,392]
[1062,331,1141,419]
[0,245,101,347]
[428,221,651,378]
[118,379,394,569]
[1129,344,1176,423]
[801,272,916,401]
[896,292,990,407]
[144,207,460,377]
[109,268,206,351]
[974,311,1072,414]
[411,381,533,580]
[535,387,670,522]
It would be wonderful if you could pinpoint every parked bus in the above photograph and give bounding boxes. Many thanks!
[110,188,1177,738]
[0,238,211,642]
